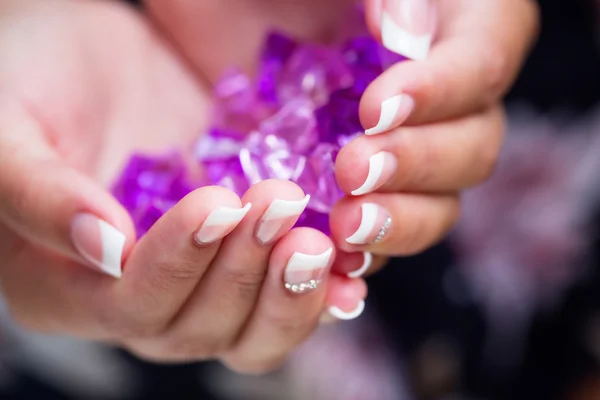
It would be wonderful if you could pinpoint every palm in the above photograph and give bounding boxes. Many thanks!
[0,0,208,186]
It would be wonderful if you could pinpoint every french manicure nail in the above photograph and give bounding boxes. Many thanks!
[347,252,373,278]
[328,300,366,321]
[284,247,333,294]
[351,151,397,196]
[365,94,415,136]
[346,203,392,245]
[256,195,310,245]
[71,213,126,278]
[381,0,434,60]
[195,203,252,245]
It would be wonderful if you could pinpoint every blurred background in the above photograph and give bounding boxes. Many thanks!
[0,0,599,399]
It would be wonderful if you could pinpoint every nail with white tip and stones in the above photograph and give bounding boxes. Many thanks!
[346,203,392,245]
[365,94,415,136]
[195,203,252,245]
[284,247,333,294]
[256,195,310,245]
[381,0,435,60]
[71,213,126,279]
[351,151,397,196]
[347,252,373,278]
[328,300,366,321]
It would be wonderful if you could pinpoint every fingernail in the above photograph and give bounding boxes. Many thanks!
[347,252,373,278]
[284,247,333,294]
[256,195,310,245]
[381,0,435,60]
[365,94,415,136]
[195,203,252,245]
[328,300,366,321]
[71,213,126,278]
[351,151,397,196]
[346,203,392,245]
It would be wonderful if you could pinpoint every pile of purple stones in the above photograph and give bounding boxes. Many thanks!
[113,30,405,237]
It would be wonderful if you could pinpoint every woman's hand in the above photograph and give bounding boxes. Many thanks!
[145,0,539,274]
[0,0,366,373]
[331,0,539,262]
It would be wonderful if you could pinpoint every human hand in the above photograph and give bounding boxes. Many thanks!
[0,0,365,372]
[330,0,539,263]
[145,0,539,275]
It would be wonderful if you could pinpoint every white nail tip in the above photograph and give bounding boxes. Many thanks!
[328,300,366,321]
[346,203,379,245]
[97,220,125,279]
[351,152,388,196]
[348,252,373,278]
[287,247,333,273]
[365,95,404,136]
[381,11,431,61]
[203,203,252,227]
[262,195,310,221]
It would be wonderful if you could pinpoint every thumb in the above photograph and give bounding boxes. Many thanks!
[0,98,135,278]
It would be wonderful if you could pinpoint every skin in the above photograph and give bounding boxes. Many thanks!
[0,0,365,374]
[0,0,539,373]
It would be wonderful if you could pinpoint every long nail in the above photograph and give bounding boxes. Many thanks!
[351,151,397,196]
[346,203,392,245]
[71,213,126,278]
[195,204,252,245]
[328,300,366,321]
[381,0,435,60]
[365,94,415,136]
[284,247,333,294]
[256,195,310,245]
[347,252,373,278]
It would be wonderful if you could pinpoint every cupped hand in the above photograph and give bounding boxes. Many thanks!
[145,0,539,275]
[0,0,365,373]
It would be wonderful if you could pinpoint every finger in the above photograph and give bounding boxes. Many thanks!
[361,0,539,132]
[0,97,134,278]
[331,250,388,278]
[321,274,368,323]
[165,180,309,353]
[0,222,114,338]
[223,228,334,374]
[331,192,460,256]
[336,106,504,194]
[111,187,250,337]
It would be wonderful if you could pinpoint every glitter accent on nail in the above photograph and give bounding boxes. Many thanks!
[285,279,321,293]
[374,216,392,243]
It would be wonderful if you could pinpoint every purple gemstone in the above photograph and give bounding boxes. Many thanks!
[112,153,195,236]
[296,143,343,213]
[257,32,298,103]
[296,209,331,236]
[259,98,318,154]
[278,45,354,107]
[316,88,363,144]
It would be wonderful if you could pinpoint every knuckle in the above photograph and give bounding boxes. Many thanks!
[165,334,222,360]
[396,131,438,189]
[223,356,287,376]
[94,298,165,339]
[152,259,205,288]
[224,269,267,300]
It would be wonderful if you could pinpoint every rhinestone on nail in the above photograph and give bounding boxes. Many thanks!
[285,279,321,293]
[374,216,391,243]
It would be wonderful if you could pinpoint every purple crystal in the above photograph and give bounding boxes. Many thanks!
[113,22,408,236]
[257,32,298,104]
[259,98,318,153]
[112,153,195,237]
[296,143,343,213]
[278,45,354,107]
